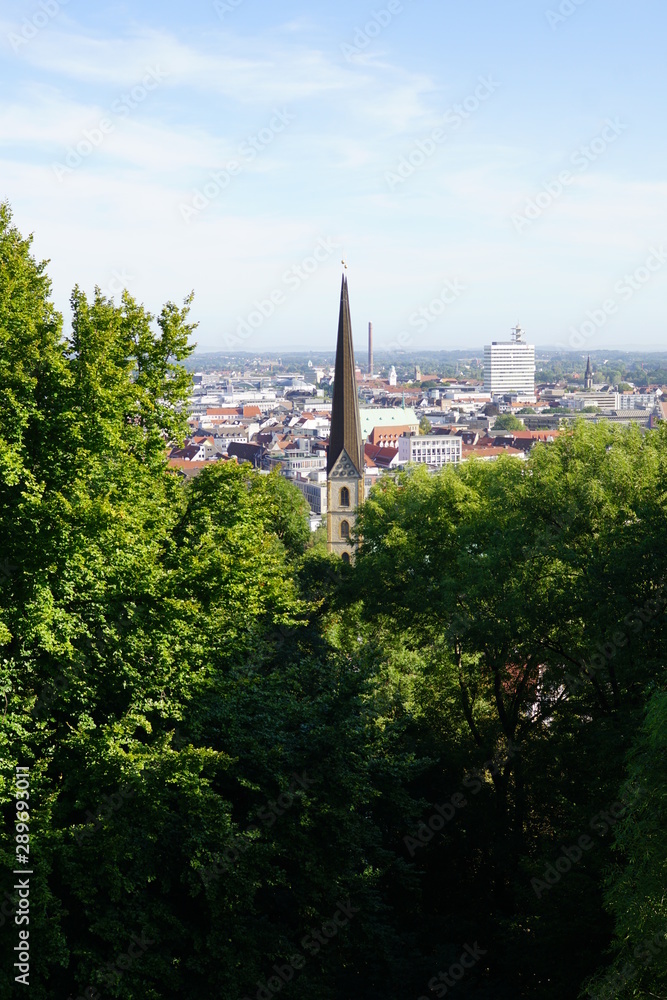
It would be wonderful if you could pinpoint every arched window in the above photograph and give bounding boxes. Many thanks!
[340,520,350,539]
[340,486,350,508]
[341,552,351,564]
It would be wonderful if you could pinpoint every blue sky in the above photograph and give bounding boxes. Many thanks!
[2,0,667,353]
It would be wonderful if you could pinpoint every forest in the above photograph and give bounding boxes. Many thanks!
[0,204,665,1000]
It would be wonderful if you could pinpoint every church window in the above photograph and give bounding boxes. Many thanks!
[340,520,350,539]
[341,552,350,564]
[340,486,350,507]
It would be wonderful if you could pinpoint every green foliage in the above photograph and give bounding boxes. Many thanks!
[419,416,432,435]
[493,413,524,430]
[353,421,667,998]
[584,689,667,999]
[1,211,666,1000]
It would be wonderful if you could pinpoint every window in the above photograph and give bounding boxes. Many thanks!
[341,552,350,564]
[340,520,350,539]
[340,486,350,507]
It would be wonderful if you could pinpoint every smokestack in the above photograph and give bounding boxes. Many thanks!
[368,321,373,375]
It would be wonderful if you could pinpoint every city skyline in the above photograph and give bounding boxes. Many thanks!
[2,1,667,350]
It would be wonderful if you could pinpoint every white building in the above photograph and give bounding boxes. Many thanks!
[293,472,328,514]
[618,392,658,410]
[398,434,462,467]
[570,393,620,412]
[389,366,397,387]
[484,325,535,400]
[265,442,327,480]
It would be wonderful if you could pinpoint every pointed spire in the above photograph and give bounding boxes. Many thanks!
[328,275,363,476]
[585,355,592,376]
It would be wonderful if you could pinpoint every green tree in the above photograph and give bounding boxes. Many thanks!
[419,416,432,435]
[585,690,667,1000]
[351,422,667,999]
[493,413,524,430]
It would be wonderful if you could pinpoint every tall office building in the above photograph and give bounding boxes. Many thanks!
[484,325,535,398]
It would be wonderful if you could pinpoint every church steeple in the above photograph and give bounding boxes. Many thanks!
[328,275,363,477]
[327,275,364,561]
[585,355,593,389]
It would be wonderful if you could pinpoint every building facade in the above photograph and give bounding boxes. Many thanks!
[484,325,536,398]
[293,475,328,515]
[327,276,365,563]
[398,433,462,467]
[570,392,620,411]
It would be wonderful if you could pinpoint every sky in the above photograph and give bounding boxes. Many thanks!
[2,0,667,354]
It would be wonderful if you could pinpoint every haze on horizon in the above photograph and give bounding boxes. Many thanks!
[2,0,666,353]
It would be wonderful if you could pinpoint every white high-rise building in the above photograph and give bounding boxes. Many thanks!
[484,325,535,400]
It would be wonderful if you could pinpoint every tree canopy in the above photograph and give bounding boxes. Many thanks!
[0,207,665,1000]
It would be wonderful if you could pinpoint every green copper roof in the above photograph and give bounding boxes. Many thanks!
[360,407,419,440]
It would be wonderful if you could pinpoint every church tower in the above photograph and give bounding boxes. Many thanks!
[584,355,593,389]
[327,275,364,562]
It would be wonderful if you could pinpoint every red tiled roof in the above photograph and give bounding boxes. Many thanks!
[364,443,399,467]
[167,458,220,477]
